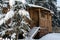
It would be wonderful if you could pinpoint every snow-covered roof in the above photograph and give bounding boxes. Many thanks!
[28,4,54,14]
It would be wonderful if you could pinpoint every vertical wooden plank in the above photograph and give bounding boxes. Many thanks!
[39,8,41,27]
[47,12,52,32]
[49,13,52,32]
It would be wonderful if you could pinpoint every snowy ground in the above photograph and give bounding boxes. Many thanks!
[39,33,60,40]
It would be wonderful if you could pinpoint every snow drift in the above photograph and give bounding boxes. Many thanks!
[40,33,60,40]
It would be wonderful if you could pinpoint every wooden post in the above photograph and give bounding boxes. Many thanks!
[39,8,41,27]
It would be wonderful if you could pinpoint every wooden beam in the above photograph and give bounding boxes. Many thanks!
[39,8,41,27]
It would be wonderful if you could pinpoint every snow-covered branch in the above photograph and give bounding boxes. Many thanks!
[18,9,31,20]
[0,10,15,25]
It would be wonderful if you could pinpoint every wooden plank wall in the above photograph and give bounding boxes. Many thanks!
[27,8,39,28]
[39,9,52,32]
[38,9,52,38]
[27,7,52,32]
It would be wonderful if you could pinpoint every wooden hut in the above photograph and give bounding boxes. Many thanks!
[26,4,54,38]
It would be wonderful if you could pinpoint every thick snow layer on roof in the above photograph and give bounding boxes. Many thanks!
[28,4,54,14]
[39,33,60,40]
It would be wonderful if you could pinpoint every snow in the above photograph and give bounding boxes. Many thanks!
[39,33,60,40]
[1,31,5,36]
[3,4,7,7]
[16,0,26,4]
[11,33,16,39]
[21,29,27,37]
[0,37,2,40]
[28,4,54,14]
[9,0,15,7]
[18,9,31,20]
[4,10,14,23]
[0,14,5,19]
[0,19,4,25]
[9,0,27,7]
[0,9,14,25]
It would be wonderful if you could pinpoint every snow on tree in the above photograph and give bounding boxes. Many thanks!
[4,9,15,23]
[9,0,15,7]
[16,0,27,4]
[0,0,31,39]
[18,9,31,20]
